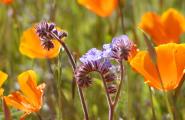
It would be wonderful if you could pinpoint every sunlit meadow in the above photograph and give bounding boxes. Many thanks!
[0,0,185,120]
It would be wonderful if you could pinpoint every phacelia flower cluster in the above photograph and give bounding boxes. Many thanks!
[75,35,135,92]
[35,21,68,50]
[103,35,136,61]
[75,48,116,93]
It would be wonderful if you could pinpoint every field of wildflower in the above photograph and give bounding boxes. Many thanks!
[0,0,185,120]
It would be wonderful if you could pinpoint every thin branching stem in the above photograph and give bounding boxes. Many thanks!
[36,113,42,120]
[113,60,124,106]
[107,60,125,120]
[51,33,89,120]
[101,75,113,120]
[101,61,124,120]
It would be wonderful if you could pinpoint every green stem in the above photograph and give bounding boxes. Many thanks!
[36,113,42,120]
[56,55,62,119]
[101,75,113,120]
[51,33,89,120]
[118,0,125,34]
[159,0,164,11]
[113,61,124,106]
[148,87,156,120]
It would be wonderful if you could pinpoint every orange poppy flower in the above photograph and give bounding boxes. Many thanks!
[130,43,185,90]
[139,8,185,45]
[0,71,8,96]
[0,0,13,4]
[4,70,46,120]
[19,26,61,59]
[78,0,118,17]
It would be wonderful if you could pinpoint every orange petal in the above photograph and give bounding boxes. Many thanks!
[0,71,8,96]
[161,8,185,43]
[4,91,35,112]
[19,26,61,59]
[130,51,161,89]
[139,12,168,45]
[0,71,8,87]
[0,88,4,96]
[139,8,185,45]
[156,43,178,90]
[18,70,46,109]
[78,0,118,17]
[157,43,185,90]
[175,44,185,81]
[130,43,185,90]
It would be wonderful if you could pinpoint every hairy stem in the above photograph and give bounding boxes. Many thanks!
[51,33,89,120]
[113,60,124,106]
[109,105,114,120]
[101,75,113,120]
[102,60,125,120]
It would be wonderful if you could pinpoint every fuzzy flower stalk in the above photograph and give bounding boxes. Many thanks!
[35,21,89,120]
[75,35,135,120]
[75,48,117,120]
[102,35,136,120]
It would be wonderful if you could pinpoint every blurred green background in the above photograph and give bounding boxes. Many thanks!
[0,0,185,119]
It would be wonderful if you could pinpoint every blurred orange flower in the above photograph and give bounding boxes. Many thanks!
[78,0,118,17]
[0,71,8,96]
[139,8,185,45]
[0,0,13,4]
[19,26,61,59]
[4,70,46,120]
[130,43,185,90]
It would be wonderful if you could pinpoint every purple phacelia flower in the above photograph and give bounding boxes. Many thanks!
[35,21,67,50]
[80,48,103,64]
[102,44,112,59]
[102,35,134,61]
[76,49,116,89]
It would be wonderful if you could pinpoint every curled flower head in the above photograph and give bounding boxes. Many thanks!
[35,21,68,50]
[76,48,116,90]
[130,43,185,90]
[103,35,136,61]
[4,70,46,119]
[0,71,8,96]
[139,8,185,45]
[77,0,118,17]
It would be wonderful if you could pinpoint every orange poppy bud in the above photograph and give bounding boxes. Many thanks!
[139,8,185,45]
[0,71,8,96]
[19,26,61,59]
[130,43,185,90]
[78,0,118,17]
[4,70,46,119]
